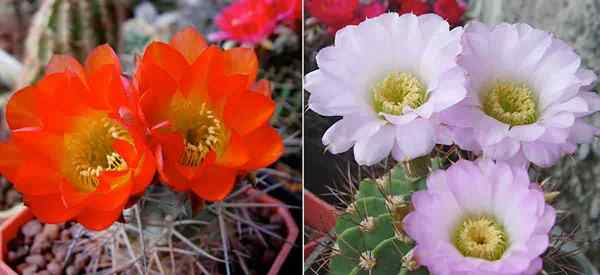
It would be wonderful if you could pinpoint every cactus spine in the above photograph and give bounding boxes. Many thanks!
[19,0,127,87]
[329,161,440,275]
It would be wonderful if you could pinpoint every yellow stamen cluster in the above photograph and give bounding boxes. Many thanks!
[169,99,225,167]
[372,72,427,115]
[64,114,132,192]
[453,216,508,261]
[482,81,538,126]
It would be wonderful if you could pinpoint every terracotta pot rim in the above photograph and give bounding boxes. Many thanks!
[303,190,337,260]
[0,188,299,275]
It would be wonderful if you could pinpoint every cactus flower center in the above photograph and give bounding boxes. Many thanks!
[453,216,508,261]
[482,81,538,126]
[168,98,226,167]
[64,113,132,192]
[372,72,427,116]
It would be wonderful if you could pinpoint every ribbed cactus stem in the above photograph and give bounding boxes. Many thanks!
[18,0,126,87]
[328,161,435,275]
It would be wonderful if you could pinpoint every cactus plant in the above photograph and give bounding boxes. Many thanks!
[18,0,128,87]
[328,160,439,275]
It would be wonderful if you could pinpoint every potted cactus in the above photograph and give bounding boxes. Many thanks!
[305,6,600,274]
[0,17,299,273]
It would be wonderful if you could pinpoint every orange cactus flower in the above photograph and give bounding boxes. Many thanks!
[0,45,156,230]
[135,27,283,201]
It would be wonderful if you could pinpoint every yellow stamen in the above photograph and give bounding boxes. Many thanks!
[372,72,427,115]
[482,81,538,126]
[168,97,225,167]
[453,216,508,261]
[64,114,131,192]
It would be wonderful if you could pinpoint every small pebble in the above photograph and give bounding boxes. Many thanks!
[22,264,38,275]
[16,262,29,273]
[46,262,62,275]
[25,254,46,267]
[65,265,80,275]
[60,230,71,241]
[5,189,20,205]
[42,224,60,240]
[52,244,67,261]
[22,220,42,237]
[31,235,50,254]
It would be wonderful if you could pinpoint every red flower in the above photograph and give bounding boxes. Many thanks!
[0,46,155,230]
[398,0,431,15]
[269,0,301,23]
[307,0,387,33]
[210,0,278,44]
[306,0,359,33]
[357,1,388,19]
[135,28,283,201]
[433,0,467,26]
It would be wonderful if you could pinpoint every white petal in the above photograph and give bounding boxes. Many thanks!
[435,124,453,145]
[475,115,510,146]
[322,120,354,154]
[353,124,395,165]
[522,142,563,167]
[394,119,436,160]
[508,124,546,142]
[542,96,587,119]
[483,137,521,160]
[322,115,383,154]
[570,118,599,144]
[542,112,575,128]
[539,127,569,143]
[578,91,600,116]
[382,112,418,125]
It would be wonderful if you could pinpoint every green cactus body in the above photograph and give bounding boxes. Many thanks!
[19,0,127,87]
[329,163,436,275]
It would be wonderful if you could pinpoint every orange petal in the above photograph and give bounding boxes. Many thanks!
[85,44,121,76]
[25,193,82,224]
[169,27,208,64]
[5,86,43,129]
[175,150,216,181]
[224,91,275,135]
[223,47,258,86]
[59,179,91,208]
[132,150,156,195]
[35,74,89,131]
[86,64,129,111]
[11,128,64,166]
[87,174,133,212]
[142,42,189,83]
[241,124,283,170]
[251,79,272,97]
[215,131,249,167]
[113,139,139,166]
[46,55,86,81]
[0,142,25,182]
[154,133,190,191]
[190,165,236,201]
[76,207,123,231]
[208,74,249,112]
[179,46,221,99]
[139,88,175,129]
[13,158,62,196]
